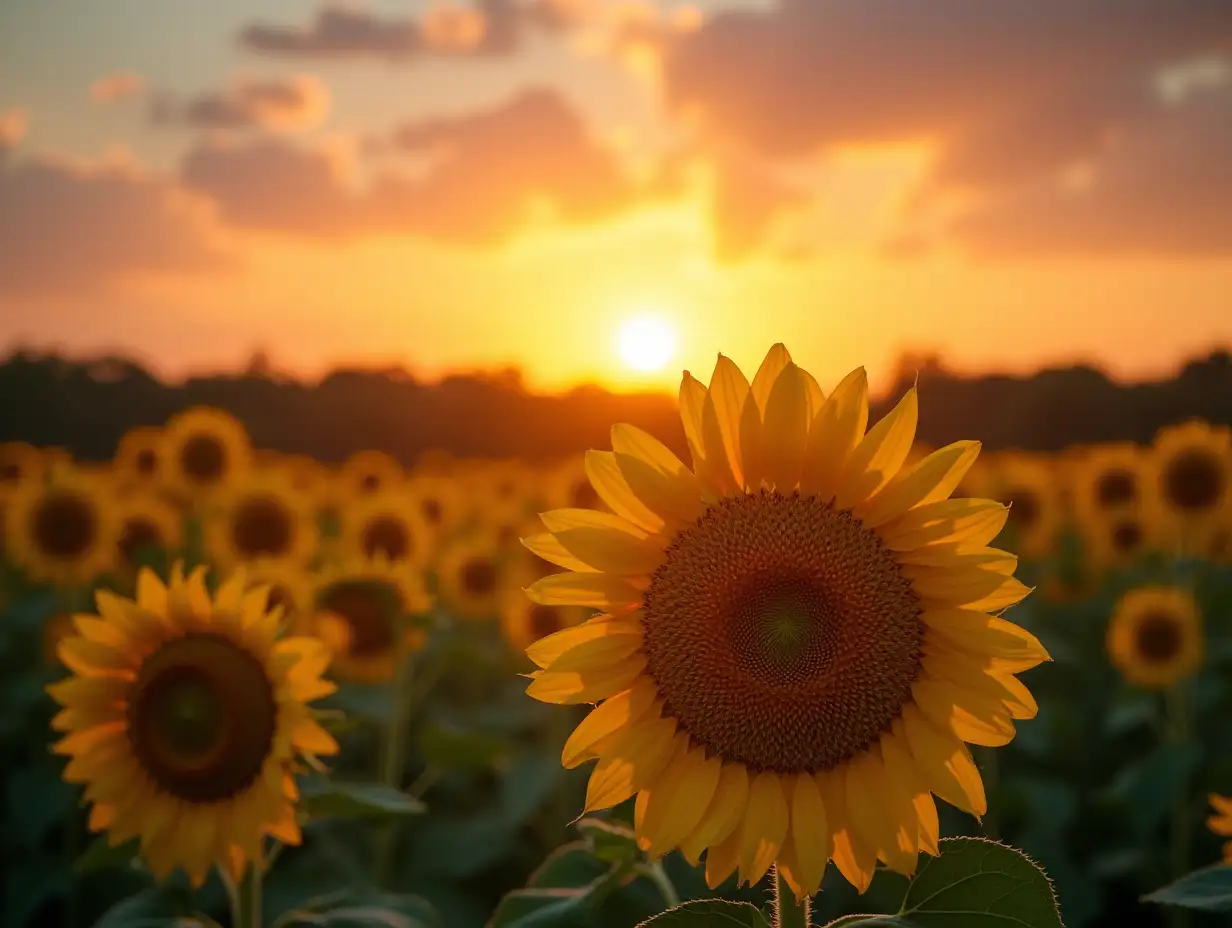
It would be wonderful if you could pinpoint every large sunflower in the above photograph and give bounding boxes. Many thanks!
[313,557,432,683]
[205,477,318,572]
[521,345,1046,898]
[162,407,252,502]
[1107,585,1202,690]
[6,471,121,585]
[1151,421,1232,548]
[48,565,339,887]
[1208,794,1232,864]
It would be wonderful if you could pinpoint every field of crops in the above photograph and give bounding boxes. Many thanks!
[3,351,1232,928]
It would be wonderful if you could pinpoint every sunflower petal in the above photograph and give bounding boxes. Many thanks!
[521,533,595,573]
[583,714,677,811]
[525,652,648,704]
[817,769,877,894]
[738,771,789,886]
[799,367,869,503]
[789,772,831,898]
[857,441,982,527]
[641,743,721,858]
[584,450,666,535]
[527,615,643,668]
[836,387,918,510]
[561,680,660,768]
[845,748,918,875]
[680,762,750,865]
[880,499,1009,550]
[762,363,811,492]
[525,572,643,608]
[679,372,710,474]
[548,525,665,577]
[899,707,987,817]
[704,826,743,889]
[913,677,1017,746]
[922,609,1051,672]
[705,354,752,489]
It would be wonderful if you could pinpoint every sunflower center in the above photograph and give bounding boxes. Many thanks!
[127,633,276,803]
[1135,612,1183,664]
[641,490,923,774]
[360,473,381,493]
[362,515,410,561]
[33,492,97,560]
[1,462,19,481]
[421,498,443,525]
[320,581,397,657]
[1162,449,1224,512]
[119,517,164,565]
[1004,487,1040,532]
[462,557,498,596]
[529,604,564,639]
[135,449,157,475]
[1111,519,1142,554]
[180,435,226,485]
[1096,470,1137,508]
[231,496,293,558]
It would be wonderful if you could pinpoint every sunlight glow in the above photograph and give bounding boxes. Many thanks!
[617,315,676,373]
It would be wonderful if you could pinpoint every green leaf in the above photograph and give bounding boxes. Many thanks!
[277,907,434,928]
[489,874,626,928]
[75,834,141,875]
[274,888,442,928]
[300,778,426,821]
[577,818,641,865]
[91,887,180,927]
[635,900,772,927]
[527,842,610,890]
[1143,864,1232,912]
[890,837,1063,927]
[418,721,509,771]
[1101,740,1202,837]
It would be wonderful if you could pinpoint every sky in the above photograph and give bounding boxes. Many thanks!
[2,0,1231,394]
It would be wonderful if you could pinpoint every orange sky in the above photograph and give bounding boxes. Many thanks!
[2,1,1231,394]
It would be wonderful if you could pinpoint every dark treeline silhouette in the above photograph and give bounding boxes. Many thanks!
[2,347,1232,466]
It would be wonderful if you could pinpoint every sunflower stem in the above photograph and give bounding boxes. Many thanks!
[227,863,263,928]
[772,864,810,928]
[1165,681,1192,928]
[642,859,681,910]
[375,646,423,889]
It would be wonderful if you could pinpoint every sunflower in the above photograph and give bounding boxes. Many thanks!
[1070,443,1153,522]
[981,453,1062,559]
[48,564,339,887]
[115,426,165,488]
[406,475,461,537]
[6,470,121,585]
[162,407,252,502]
[1107,586,1202,690]
[312,557,432,683]
[42,610,77,666]
[1208,795,1232,864]
[1152,421,1232,547]
[205,477,317,572]
[339,450,404,498]
[338,491,431,566]
[500,568,589,655]
[521,344,1047,899]
[116,494,183,570]
[243,560,317,625]
[0,441,48,485]
[438,532,506,621]
[1084,502,1171,574]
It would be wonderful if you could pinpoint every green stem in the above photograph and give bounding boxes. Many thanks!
[773,865,810,928]
[227,863,263,928]
[375,648,430,888]
[1165,683,1191,928]
[642,860,681,910]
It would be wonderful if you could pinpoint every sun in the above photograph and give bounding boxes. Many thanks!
[617,316,676,373]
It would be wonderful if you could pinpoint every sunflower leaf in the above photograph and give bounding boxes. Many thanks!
[417,721,510,771]
[576,817,640,865]
[634,899,771,927]
[1143,864,1232,912]
[300,778,426,821]
[887,837,1064,927]
[490,869,629,928]
[74,834,141,875]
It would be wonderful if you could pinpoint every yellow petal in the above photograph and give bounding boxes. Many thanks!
[857,441,982,527]
[913,677,1016,746]
[548,525,664,577]
[761,363,811,492]
[540,626,643,674]
[845,749,919,875]
[836,387,918,510]
[799,367,868,502]
[521,533,595,573]
[899,706,987,817]
[910,564,1029,611]
[528,615,643,669]
[679,371,710,474]
[750,344,793,413]
[583,714,677,811]
[881,730,939,857]
[817,769,877,894]
[789,772,831,898]
[921,647,1039,719]
[525,653,648,704]
[739,388,764,492]
[705,354,752,489]
[880,499,1009,550]
[640,742,721,858]
[525,572,643,609]
[922,610,1051,673]
[800,368,826,420]
[680,761,750,865]
[898,546,1017,573]
[738,771,789,886]
[135,568,168,615]
[704,826,743,889]
[584,450,666,535]
[562,682,661,769]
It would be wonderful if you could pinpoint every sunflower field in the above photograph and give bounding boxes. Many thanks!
[3,346,1232,928]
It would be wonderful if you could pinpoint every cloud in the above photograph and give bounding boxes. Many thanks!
[0,109,28,153]
[151,75,331,133]
[90,71,145,103]
[238,1,521,60]
[180,87,639,245]
[663,0,1232,256]
[0,154,234,297]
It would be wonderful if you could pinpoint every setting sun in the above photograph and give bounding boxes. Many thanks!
[616,315,676,373]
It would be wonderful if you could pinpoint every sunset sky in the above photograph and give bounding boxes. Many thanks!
[2,0,1231,393]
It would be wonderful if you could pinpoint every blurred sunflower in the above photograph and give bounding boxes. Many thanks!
[339,491,431,565]
[313,557,432,683]
[162,407,252,502]
[117,494,183,570]
[984,453,1062,559]
[406,475,460,536]
[339,450,403,498]
[1152,421,1232,547]
[500,568,588,655]
[1071,443,1152,521]
[243,560,316,625]
[438,533,506,621]
[205,477,317,571]
[6,471,120,585]
[0,440,47,485]
[42,610,77,666]
[114,426,165,488]
[1208,795,1232,863]
[48,565,339,887]
[1107,586,1202,690]
[553,456,604,511]
[521,344,1046,898]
